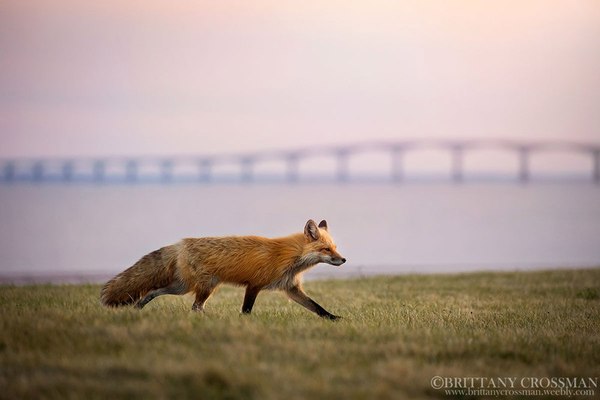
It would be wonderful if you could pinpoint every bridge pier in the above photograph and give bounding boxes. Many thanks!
[62,161,74,181]
[451,145,464,183]
[286,154,299,182]
[3,162,15,182]
[32,161,44,182]
[241,158,254,182]
[198,159,212,182]
[161,160,173,182]
[93,160,105,182]
[126,160,137,182]
[336,150,349,182]
[518,147,530,183]
[391,147,404,182]
[593,150,600,184]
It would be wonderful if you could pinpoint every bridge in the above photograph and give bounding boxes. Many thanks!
[1,139,599,184]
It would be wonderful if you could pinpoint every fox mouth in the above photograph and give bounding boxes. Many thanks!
[330,258,346,266]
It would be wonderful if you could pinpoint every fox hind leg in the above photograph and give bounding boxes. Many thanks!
[241,286,262,314]
[135,279,187,309]
[192,278,220,312]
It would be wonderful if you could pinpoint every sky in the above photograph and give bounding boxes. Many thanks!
[1,0,599,159]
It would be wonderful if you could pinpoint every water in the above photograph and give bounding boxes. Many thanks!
[0,183,599,283]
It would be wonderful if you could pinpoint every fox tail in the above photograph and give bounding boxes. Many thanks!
[100,246,178,307]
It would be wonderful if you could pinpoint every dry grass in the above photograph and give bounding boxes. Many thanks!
[1,269,599,399]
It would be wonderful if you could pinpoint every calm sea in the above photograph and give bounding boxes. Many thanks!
[1,183,599,283]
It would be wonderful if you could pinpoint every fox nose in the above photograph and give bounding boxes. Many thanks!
[341,258,346,264]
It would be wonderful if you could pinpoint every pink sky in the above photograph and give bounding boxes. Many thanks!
[1,0,599,159]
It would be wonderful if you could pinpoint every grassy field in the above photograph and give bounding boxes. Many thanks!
[1,269,599,399]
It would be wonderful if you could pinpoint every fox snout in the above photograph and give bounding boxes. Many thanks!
[329,256,346,266]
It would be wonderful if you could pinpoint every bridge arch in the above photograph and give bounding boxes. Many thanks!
[1,139,598,184]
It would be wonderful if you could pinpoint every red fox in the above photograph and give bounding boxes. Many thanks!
[100,219,346,319]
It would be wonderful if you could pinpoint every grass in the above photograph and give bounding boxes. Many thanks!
[1,269,599,399]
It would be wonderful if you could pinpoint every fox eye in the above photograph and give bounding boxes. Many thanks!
[322,248,331,252]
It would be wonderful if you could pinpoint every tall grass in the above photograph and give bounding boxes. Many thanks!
[1,269,599,399]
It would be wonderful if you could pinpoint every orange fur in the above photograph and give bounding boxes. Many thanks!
[100,219,346,319]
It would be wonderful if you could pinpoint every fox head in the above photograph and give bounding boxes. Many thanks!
[302,219,346,267]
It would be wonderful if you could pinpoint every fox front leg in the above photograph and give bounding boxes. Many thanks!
[285,286,340,320]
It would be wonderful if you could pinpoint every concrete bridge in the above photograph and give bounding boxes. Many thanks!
[1,139,599,184]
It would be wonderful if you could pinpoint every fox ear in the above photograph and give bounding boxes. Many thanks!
[318,220,328,231]
[304,219,320,241]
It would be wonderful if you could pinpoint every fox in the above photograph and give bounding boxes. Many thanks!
[100,219,346,320]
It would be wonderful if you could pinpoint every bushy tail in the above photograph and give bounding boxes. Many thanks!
[100,245,178,307]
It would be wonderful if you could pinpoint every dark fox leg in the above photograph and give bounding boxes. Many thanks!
[135,279,187,309]
[192,280,219,312]
[241,286,262,314]
[285,286,340,320]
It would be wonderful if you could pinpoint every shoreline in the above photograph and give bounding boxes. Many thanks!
[2,264,598,285]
